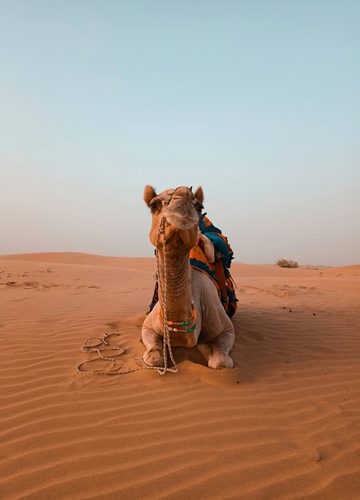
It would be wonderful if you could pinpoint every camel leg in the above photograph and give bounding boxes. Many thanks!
[141,327,164,367]
[197,342,213,363]
[208,330,235,369]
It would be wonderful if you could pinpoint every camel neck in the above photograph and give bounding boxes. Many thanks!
[157,249,193,323]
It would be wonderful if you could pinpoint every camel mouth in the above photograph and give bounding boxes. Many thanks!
[165,213,198,230]
[164,193,199,230]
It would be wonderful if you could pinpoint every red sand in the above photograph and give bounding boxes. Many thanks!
[1,253,360,499]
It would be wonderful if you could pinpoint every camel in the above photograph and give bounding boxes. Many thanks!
[142,185,235,370]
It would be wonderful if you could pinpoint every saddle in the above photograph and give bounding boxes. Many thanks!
[148,214,238,318]
[190,214,237,318]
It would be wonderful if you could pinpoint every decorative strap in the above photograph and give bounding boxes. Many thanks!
[158,303,197,333]
[168,324,196,333]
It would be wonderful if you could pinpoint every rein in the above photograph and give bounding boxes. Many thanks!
[76,215,189,375]
[153,216,179,374]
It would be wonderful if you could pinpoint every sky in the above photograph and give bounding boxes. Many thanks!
[1,0,359,266]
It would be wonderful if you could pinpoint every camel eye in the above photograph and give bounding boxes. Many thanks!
[150,202,158,211]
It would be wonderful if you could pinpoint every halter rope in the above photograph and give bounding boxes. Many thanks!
[154,216,179,374]
[76,216,182,375]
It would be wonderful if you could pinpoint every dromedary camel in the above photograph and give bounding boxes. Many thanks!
[142,185,235,370]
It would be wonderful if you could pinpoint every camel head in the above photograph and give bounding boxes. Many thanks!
[144,185,204,252]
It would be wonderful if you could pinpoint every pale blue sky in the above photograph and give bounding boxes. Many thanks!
[1,0,359,265]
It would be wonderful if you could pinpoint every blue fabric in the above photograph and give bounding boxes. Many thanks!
[200,213,233,267]
[190,258,217,281]
[206,233,232,267]
[199,213,222,234]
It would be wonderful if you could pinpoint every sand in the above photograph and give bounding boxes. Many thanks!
[1,252,360,500]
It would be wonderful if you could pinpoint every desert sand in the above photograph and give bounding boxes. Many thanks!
[1,252,360,500]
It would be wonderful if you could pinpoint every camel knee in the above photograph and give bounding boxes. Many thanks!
[211,330,235,355]
[208,351,234,369]
[143,348,164,367]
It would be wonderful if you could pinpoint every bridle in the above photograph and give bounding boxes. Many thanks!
[76,189,198,376]
[152,216,178,373]
[154,204,198,374]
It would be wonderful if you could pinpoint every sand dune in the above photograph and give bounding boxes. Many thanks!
[1,253,360,499]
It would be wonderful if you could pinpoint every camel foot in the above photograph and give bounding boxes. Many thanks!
[208,352,234,370]
[143,348,164,367]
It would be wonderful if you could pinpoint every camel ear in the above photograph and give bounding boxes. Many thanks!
[194,186,204,203]
[144,185,157,207]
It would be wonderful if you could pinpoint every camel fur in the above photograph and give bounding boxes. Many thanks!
[141,185,235,369]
